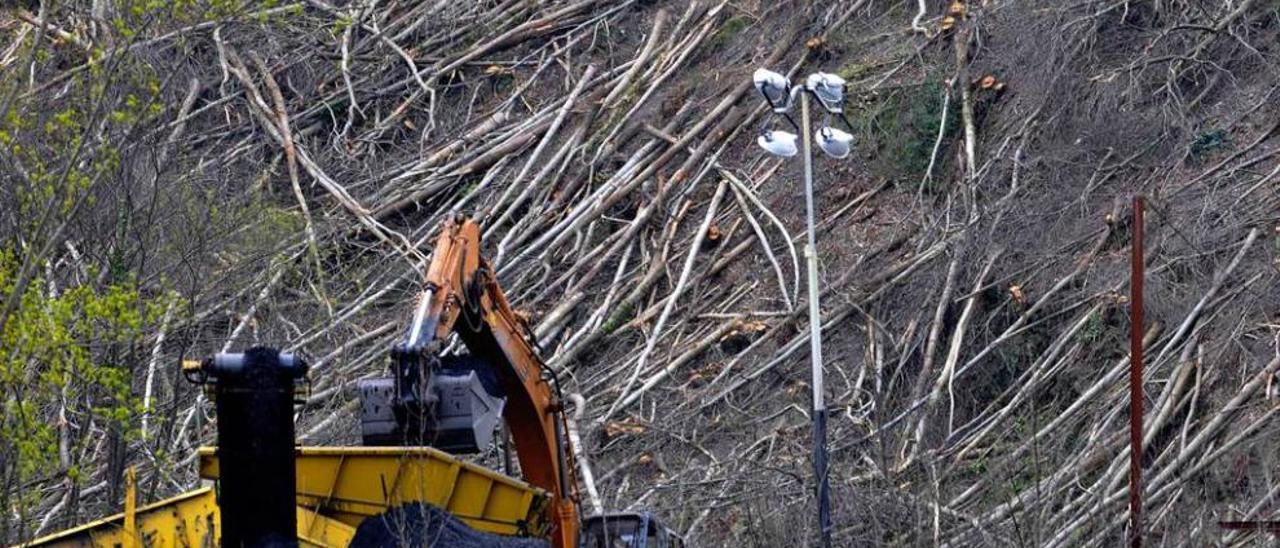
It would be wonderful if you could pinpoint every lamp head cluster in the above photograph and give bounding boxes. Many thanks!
[753,68,855,159]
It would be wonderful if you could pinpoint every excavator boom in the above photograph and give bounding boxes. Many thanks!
[28,216,687,548]
[358,216,580,547]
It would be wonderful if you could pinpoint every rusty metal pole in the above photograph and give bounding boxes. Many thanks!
[1129,195,1145,548]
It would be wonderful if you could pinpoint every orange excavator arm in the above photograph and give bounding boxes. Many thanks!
[367,215,580,547]
[31,215,682,548]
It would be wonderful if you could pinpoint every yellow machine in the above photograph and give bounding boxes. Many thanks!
[26,217,683,548]
[29,447,549,547]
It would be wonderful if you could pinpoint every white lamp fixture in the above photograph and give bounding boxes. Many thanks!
[753,68,793,112]
[806,72,846,113]
[815,127,854,159]
[757,130,799,157]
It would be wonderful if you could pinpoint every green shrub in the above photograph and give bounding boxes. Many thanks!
[857,82,958,189]
[1,250,177,489]
[1189,128,1230,164]
[708,16,751,51]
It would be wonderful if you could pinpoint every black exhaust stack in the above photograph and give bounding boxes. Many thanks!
[191,347,308,548]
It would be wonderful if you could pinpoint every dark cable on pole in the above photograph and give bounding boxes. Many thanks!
[800,89,832,548]
[1129,195,1145,548]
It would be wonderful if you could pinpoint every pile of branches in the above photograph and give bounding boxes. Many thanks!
[2,0,1278,545]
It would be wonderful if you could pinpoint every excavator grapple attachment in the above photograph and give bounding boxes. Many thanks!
[356,377,401,444]
[359,355,506,453]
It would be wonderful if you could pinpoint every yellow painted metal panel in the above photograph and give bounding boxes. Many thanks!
[451,472,494,518]
[25,487,219,548]
[29,446,548,547]
[198,446,549,537]
[296,507,355,547]
[28,495,359,548]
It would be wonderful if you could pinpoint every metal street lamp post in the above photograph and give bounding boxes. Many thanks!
[752,68,853,548]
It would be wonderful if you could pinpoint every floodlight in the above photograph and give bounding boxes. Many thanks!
[757,130,799,157]
[806,72,846,113]
[815,127,854,159]
[753,68,793,112]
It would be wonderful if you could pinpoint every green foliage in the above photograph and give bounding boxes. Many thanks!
[0,250,177,488]
[107,0,294,36]
[600,302,636,335]
[1189,128,1230,164]
[856,82,959,189]
[1081,309,1106,344]
[228,194,306,261]
[0,6,217,335]
[836,62,874,82]
[0,43,167,240]
[0,3,297,535]
[708,15,751,51]
[332,14,356,34]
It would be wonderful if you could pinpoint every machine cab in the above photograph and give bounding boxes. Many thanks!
[580,512,685,548]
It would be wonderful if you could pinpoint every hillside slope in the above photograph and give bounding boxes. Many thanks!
[1,0,1278,545]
